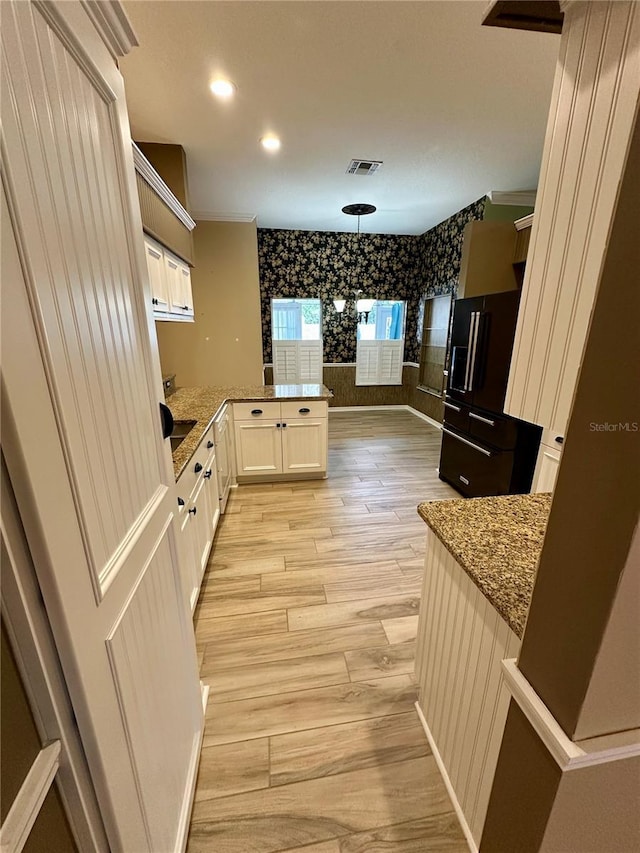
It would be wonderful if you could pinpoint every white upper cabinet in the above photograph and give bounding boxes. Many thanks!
[505,2,640,439]
[144,234,194,322]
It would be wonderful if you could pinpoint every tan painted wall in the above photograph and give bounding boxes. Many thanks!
[156,220,263,388]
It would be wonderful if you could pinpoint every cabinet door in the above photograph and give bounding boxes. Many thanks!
[188,475,212,593]
[234,421,282,476]
[165,253,194,320]
[178,496,200,612]
[471,291,520,413]
[215,412,233,511]
[204,448,220,539]
[281,418,328,474]
[143,236,170,313]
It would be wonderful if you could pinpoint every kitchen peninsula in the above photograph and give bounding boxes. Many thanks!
[414,492,551,849]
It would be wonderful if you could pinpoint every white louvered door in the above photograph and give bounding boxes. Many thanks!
[356,340,404,385]
[298,341,323,383]
[355,341,380,385]
[1,4,202,851]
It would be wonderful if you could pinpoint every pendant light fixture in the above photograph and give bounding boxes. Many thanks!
[335,203,376,320]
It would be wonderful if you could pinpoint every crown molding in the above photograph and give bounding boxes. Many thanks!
[487,190,537,207]
[514,213,535,231]
[132,144,196,231]
[81,1,138,58]
[192,211,257,224]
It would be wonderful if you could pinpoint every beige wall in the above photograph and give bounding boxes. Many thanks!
[156,220,263,388]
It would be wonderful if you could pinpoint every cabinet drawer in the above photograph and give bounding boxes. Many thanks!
[233,402,281,421]
[280,400,327,420]
[176,425,213,500]
[443,398,469,433]
[468,409,518,450]
[439,428,514,498]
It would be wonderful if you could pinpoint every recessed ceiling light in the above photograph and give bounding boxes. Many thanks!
[260,135,281,152]
[210,79,236,99]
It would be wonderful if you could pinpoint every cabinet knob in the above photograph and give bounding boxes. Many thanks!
[299,407,310,414]
[204,470,212,479]
[207,440,214,449]
[188,506,197,515]
[555,436,564,445]
[194,462,203,473]
[177,497,185,507]
[251,409,263,416]
[152,297,158,306]
[182,305,189,311]
[282,423,287,428]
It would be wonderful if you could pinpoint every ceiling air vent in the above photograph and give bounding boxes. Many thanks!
[346,159,382,176]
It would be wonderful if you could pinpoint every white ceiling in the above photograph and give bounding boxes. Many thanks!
[120,1,560,235]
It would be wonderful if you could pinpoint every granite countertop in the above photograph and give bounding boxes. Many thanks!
[167,384,333,480]
[418,493,552,638]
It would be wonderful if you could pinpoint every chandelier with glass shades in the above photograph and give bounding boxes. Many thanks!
[333,203,376,322]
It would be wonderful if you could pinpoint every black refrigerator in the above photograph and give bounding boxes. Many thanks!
[439,291,541,498]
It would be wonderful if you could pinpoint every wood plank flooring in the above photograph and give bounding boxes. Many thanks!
[188,409,465,853]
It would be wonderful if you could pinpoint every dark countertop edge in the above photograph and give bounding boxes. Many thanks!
[170,387,333,480]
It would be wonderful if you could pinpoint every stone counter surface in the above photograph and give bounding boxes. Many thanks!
[418,493,552,638]
[167,384,332,480]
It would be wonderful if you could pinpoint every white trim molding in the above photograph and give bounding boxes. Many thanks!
[192,211,256,223]
[514,213,534,230]
[132,144,196,231]
[81,0,138,58]
[415,703,478,853]
[487,189,537,207]
[407,406,443,430]
[0,741,61,853]
[502,659,640,771]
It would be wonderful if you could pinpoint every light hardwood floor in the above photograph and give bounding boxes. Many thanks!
[188,409,465,853]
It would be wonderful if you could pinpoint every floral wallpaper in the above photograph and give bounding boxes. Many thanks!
[257,229,418,363]
[405,196,486,363]
[257,196,487,364]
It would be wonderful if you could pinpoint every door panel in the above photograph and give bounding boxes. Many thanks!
[1,4,202,851]
[472,291,520,413]
[281,420,328,473]
[234,422,282,475]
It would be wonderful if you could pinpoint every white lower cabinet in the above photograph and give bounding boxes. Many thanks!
[531,428,564,493]
[176,428,220,612]
[233,401,328,480]
[214,404,234,512]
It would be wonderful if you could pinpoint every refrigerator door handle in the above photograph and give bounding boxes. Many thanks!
[442,427,492,457]
[464,313,476,391]
[467,312,481,392]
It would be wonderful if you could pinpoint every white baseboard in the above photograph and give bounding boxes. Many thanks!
[329,404,443,432]
[414,702,478,853]
[407,406,443,430]
[329,405,408,413]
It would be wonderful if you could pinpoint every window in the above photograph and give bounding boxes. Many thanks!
[418,294,452,397]
[356,300,406,386]
[271,298,323,384]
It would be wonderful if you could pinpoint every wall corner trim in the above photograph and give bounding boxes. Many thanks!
[81,0,138,58]
[502,659,640,771]
[414,702,478,853]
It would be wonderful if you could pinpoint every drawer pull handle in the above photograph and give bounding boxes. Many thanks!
[188,506,197,515]
[207,440,214,449]
[251,409,263,416]
[299,407,310,414]
[194,462,203,473]
[444,401,461,413]
[459,475,470,486]
[204,470,212,479]
[555,436,564,445]
[442,428,492,457]
[276,423,281,429]
[282,423,287,428]
[469,412,496,427]
[177,497,185,507]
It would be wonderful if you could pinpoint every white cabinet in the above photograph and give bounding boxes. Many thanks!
[233,401,328,481]
[143,234,194,322]
[213,404,235,512]
[531,428,563,493]
[176,426,220,612]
